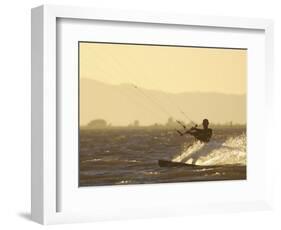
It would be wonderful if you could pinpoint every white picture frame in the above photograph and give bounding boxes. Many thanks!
[31,5,274,225]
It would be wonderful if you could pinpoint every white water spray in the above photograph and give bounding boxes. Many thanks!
[172,133,246,166]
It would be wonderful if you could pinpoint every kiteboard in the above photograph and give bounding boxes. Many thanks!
[158,160,219,169]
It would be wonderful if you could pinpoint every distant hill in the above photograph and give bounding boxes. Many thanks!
[80,78,246,126]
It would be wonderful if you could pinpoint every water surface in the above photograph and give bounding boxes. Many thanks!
[79,127,246,186]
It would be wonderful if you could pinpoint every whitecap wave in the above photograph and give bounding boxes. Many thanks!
[172,133,246,166]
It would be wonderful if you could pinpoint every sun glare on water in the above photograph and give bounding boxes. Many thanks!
[173,134,246,166]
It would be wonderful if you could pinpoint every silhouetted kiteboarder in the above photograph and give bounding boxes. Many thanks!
[177,119,212,143]
[159,119,213,167]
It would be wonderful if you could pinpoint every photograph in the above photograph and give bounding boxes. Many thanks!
[79,42,247,186]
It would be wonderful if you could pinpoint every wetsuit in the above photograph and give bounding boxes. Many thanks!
[187,127,212,142]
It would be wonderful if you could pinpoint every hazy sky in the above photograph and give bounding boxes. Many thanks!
[79,42,247,95]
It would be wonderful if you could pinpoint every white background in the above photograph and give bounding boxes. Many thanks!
[58,18,267,215]
[0,0,280,229]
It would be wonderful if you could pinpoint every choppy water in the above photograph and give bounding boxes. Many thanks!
[79,127,246,186]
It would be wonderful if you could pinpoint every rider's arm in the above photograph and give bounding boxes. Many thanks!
[187,128,201,137]
[190,127,201,133]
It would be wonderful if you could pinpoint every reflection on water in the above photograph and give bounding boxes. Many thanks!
[79,128,246,186]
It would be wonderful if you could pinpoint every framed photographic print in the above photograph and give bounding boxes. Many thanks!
[78,41,247,186]
[31,5,274,225]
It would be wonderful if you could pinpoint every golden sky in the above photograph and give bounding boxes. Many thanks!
[79,42,247,95]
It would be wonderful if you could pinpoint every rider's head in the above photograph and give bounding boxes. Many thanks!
[202,119,209,129]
